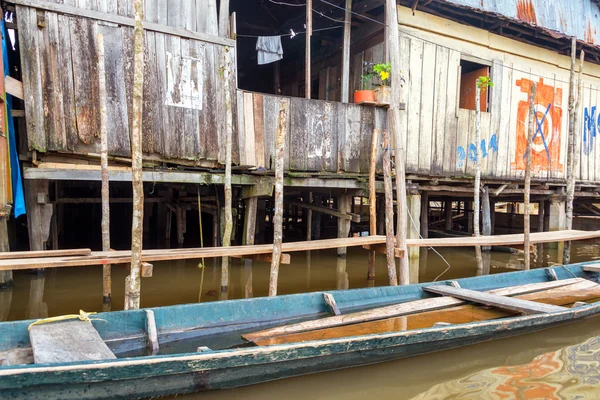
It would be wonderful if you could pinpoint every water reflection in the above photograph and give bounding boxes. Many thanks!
[410,334,600,400]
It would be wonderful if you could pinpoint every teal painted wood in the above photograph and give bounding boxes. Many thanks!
[0,262,598,399]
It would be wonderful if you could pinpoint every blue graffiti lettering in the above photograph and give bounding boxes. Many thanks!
[468,143,477,162]
[584,106,597,156]
[456,134,498,168]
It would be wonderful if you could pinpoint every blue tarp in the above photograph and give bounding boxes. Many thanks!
[2,18,25,217]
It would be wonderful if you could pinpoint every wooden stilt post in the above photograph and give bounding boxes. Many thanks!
[482,187,491,238]
[305,0,312,99]
[537,199,546,267]
[565,39,585,264]
[385,0,408,284]
[420,191,429,239]
[337,194,352,256]
[97,32,111,305]
[444,199,452,231]
[341,0,351,103]
[368,128,380,281]
[0,215,12,288]
[524,82,537,270]
[382,129,398,286]
[125,0,145,310]
[269,100,288,297]
[243,196,257,299]
[306,193,312,241]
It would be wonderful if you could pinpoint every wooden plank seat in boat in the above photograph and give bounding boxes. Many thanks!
[422,285,568,315]
[29,320,116,364]
[243,278,585,343]
[250,279,600,346]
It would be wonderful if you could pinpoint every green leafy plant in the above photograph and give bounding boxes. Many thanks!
[476,75,493,89]
[360,62,375,90]
[373,62,391,86]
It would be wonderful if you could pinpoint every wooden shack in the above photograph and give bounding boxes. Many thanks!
[5,0,600,272]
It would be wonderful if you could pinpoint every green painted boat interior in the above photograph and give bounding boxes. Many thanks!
[1,262,599,361]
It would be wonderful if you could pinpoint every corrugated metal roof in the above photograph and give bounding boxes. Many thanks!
[443,0,600,45]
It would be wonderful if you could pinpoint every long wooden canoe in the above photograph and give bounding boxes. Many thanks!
[2,262,600,399]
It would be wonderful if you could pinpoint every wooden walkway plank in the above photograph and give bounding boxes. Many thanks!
[0,248,92,260]
[423,285,568,315]
[1,230,599,271]
[242,278,584,342]
[29,321,116,364]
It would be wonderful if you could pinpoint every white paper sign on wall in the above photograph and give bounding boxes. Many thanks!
[165,49,204,110]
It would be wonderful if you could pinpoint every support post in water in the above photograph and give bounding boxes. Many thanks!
[382,129,398,286]
[385,0,408,284]
[0,212,11,288]
[269,100,288,296]
[126,0,145,310]
[564,38,585,264]
[221,57,234,298]
[473,78,484,273]
[368,128,380,281]
[97,32,111,306]
[524,82,537,270]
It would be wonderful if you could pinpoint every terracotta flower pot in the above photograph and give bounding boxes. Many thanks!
[354,90,375,104]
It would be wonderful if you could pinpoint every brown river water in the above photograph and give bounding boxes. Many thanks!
[3,242,600,399]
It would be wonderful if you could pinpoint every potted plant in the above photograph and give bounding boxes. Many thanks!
[373,62,391,105]
[354,62,375,103]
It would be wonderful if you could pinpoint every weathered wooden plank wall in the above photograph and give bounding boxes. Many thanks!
[397,5,600,183]
[237,91,386,173]
[17,0,238,165]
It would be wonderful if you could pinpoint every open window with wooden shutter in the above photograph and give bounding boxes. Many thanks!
[459,58,491,112]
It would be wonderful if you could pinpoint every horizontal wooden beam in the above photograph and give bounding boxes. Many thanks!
[5,76,23,100]
[288,200,361,223]
[231,253,291,264]
[13,0,235,47]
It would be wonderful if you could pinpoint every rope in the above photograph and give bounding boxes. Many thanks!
[28,310,105,331]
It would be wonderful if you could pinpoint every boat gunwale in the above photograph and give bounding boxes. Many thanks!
[0,299,598,381]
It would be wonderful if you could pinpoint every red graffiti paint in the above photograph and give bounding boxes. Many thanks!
[512,78,563,173]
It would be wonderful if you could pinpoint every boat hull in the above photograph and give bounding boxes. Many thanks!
[1,302,599,399]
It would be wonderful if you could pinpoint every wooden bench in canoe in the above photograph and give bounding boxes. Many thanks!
[2,263,600,399]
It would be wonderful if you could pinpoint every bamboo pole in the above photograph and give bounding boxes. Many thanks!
[524,82,537,270]
[368,128,380,281]
[221,67,234,298]
[305,0,312,99]
[97,33,111,305]
[564,40,585,264]
[269,100,289,296]
[382,129,398,286]
[385,0,408,284]
[197,187,206,303]
[474,83,483,272]
[125,0,145,310]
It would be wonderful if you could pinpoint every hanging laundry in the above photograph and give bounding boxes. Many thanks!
[256,36,283,65]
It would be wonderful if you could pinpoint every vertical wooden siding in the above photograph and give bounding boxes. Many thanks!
[18,0,238,165]
[395,31,600,182]
[237,91,386,173]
